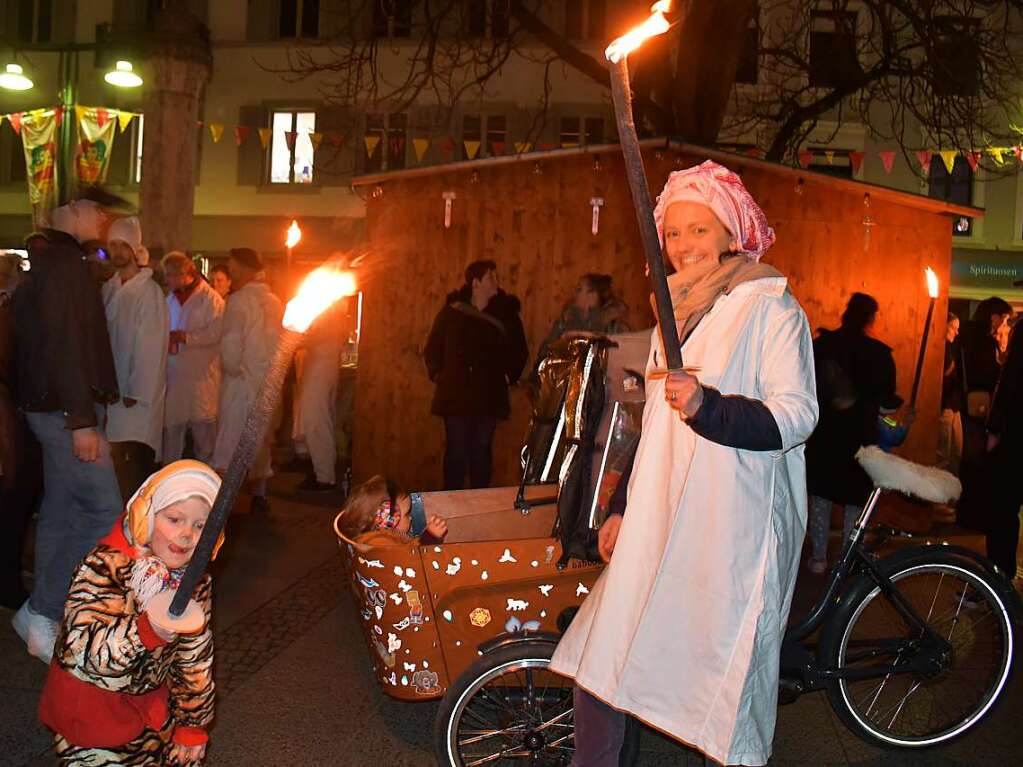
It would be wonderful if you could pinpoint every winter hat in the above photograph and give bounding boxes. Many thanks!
[229,247,263,271]
[125,460,224,556]
[108,216,143,257]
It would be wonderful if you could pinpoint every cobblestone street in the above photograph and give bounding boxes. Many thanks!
[2,472,1020,766]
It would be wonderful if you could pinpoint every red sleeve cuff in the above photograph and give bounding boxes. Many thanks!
[137,613,170,651]
[173,725,209,746]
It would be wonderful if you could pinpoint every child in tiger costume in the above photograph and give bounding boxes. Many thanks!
[38,460,222,766]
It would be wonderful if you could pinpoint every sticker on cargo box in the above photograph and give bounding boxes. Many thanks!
[469,607,492,628]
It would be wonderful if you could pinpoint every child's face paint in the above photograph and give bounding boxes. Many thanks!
[150,497,211,570]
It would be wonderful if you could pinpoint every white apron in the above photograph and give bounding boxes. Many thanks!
[550,277,818,766]
[165,280,225,427]
[102,269,169,457]
[212,281,283,475]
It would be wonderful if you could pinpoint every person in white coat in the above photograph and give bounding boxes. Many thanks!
[213,248,283,512]
[162,252,225,464]
[550,161,818,767]
[102,217,169,501]
[292,301,346,491]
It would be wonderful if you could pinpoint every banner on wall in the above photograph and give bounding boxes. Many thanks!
[20,111,59,227]
[75,107,117,187]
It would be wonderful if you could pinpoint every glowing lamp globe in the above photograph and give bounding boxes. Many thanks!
[0,63,33,91]
[105,61,143,88]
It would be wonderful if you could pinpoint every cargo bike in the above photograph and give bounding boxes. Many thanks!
[334,336,1021,766]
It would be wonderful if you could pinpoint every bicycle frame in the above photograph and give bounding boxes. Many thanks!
[780,487,954,693]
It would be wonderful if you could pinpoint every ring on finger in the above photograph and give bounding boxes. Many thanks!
[669,392,678,402]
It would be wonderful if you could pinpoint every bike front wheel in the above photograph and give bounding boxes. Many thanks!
[820,551,1015,749]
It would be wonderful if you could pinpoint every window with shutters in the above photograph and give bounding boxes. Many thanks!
[809,10,860,88]
[465,0,510,38]
[931,16,980,97]
[460,114,506,159]
[15,0,53,43]
[735,8,759,85]
[270,110,316,184]
[278,0,319,39]
[929,154,974,237]
[564,0,605,40]
[372,0,412,38]
[364,113,407,173]
[559,116,604,147]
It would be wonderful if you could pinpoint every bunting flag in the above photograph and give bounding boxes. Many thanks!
[74,106,86,125]
[53,108,62,127]
[95,109,109,129]
[412,137,429,162]
[879,151,896,174]
[797,149,812,168]
[463,139,481,159]
[439,137,456,160]
[939,150,957,174]
[364,134,380,157]
[744,147,763,159]
[258,127,272,149]
[284,131,297,150]
[234,125,250,146]
[209,123,224,143]
[310,132,323,151]
[514,141,532,154]
[20,110,58,226]
[538,142,555,151]
[491,140,505,156]
[823,150,835,165]
[966,151,981,172]
[848,151,865,174]
[10,112,23,135]
[117,110,134,133]
[561,141,579,149]
[987,147,1005,166]
[329,133,345,149]
[1015,146,1023,163]
[76,105,117,187]
[914,150,932,175]
[389,136,405,158]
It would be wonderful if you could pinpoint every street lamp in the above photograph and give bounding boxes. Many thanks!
[104,60,143,88]
[0,63,34,91]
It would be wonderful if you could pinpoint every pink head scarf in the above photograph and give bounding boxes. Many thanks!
[652,160,776,261]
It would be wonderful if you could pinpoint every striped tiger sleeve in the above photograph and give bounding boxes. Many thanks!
[60,550,163,689]
[167,576,215,738]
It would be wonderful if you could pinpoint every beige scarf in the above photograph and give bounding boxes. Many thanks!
[652,255,783,344]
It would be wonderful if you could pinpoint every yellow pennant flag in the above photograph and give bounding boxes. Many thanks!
[463,140,481,159]
[258,127,272,149]
[561,141,579,149]
[209,123,224,143]
[364,135,381,157]
[74,105,87,125]
[939,150,957,174]
[310,132,323,151]
[412,138,429,162]
[988,147,1006,166]
[823,150,835,165]
[117,111,134,133]
[514,141,532,154]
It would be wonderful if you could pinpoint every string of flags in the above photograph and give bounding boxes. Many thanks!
[3,105,1022,175]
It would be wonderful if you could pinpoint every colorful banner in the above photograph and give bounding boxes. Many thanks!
[21,111,58,226]
[75,107,117,187]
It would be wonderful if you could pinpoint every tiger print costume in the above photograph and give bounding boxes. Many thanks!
[39,517,214,766]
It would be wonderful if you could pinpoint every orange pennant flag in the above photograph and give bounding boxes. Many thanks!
[412,138,429,162]
[463,140,481,159]
[258,127,272,149]
[209,123,224,143]
[364,135,381,157]
[310,132,323,151]
[234,125,250,146]
[117,111,134,133]
[514,141,532,154]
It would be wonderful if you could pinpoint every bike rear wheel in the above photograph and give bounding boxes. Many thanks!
[821,552,1015,749]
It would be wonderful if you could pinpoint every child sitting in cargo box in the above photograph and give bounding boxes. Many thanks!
[340,474,448,546]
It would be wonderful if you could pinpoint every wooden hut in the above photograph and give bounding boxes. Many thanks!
[351,139,981,491]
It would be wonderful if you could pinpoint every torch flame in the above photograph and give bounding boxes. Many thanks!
[283,264,357,333]
[605,1,673,63]
[285,219,302,249]
[925,267,939,298]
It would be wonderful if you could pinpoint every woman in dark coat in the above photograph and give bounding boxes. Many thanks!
[805,293,901,573]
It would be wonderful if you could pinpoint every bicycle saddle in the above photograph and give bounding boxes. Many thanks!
[854,445,961,505]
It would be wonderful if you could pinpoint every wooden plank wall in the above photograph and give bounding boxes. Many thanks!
[355,149,951,491]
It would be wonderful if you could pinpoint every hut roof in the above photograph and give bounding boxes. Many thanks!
[353,137,982,221]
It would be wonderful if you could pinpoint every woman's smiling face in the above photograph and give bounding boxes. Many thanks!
[662,201,737,282]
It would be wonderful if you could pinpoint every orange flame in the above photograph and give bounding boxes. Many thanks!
[283,264,357,332]
[285,219,302,249]
[925,267,939,298]
[605,1,673,63]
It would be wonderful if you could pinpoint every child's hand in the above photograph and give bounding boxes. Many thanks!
[169,741,206,765]
[425,514,448,540]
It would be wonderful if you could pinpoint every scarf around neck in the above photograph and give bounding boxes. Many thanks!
[652,255,783,347]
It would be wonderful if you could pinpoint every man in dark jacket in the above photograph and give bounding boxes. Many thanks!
[425,260,528,489]
[10,190,125,663]
[985,307,1022,579]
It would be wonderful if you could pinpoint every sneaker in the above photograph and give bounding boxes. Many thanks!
[11,600,32,644]
[12,601,57,663]
[807,558,828,575]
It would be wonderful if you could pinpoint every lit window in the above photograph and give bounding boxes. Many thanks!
[270,110,316,184]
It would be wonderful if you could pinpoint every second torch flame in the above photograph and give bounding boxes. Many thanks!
[283,264,358,333]
[605,1,672,63]
[925,266,939,298]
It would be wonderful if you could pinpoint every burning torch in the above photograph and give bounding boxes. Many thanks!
[286,218,302,274]
[147,261,358,634]
[909,267,940,409]
[605,2,682,371]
